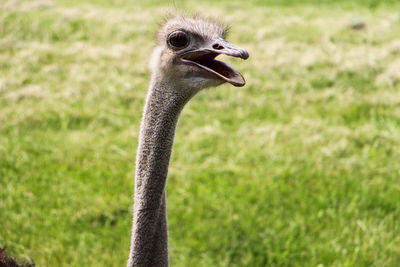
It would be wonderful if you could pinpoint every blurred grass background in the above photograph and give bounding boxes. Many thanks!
[1,0,400,266]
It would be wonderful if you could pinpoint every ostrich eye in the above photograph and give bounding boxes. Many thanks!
[167,31,189,49]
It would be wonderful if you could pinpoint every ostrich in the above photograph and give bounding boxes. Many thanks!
[0,248,34,267]
[128,15,249,267]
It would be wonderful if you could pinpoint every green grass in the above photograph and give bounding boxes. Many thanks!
[1,0,400,266]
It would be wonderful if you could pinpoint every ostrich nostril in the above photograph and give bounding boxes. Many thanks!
[213,43,224,50]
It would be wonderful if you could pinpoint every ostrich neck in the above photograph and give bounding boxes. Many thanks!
[128,77,191,267]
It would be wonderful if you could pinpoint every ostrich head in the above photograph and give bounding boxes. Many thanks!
[149,15,249,92]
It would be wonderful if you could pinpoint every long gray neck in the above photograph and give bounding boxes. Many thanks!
[128,77,192,267]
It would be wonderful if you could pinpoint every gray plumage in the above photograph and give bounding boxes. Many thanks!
[128,14,249,267]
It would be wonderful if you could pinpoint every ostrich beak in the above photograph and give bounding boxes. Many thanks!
[180,39,249,87]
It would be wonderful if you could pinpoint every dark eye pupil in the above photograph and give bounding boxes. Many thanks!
[169,32,188,48]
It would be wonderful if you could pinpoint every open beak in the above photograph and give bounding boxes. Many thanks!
[179,39,249,87]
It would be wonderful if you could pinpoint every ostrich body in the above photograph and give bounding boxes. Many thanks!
[0,248,34,267]
[128,15,248,267]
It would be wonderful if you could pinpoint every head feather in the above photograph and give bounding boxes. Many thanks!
[157,13,230,43]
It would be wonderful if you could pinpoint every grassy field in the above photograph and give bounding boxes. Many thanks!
[1,0,400,266]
